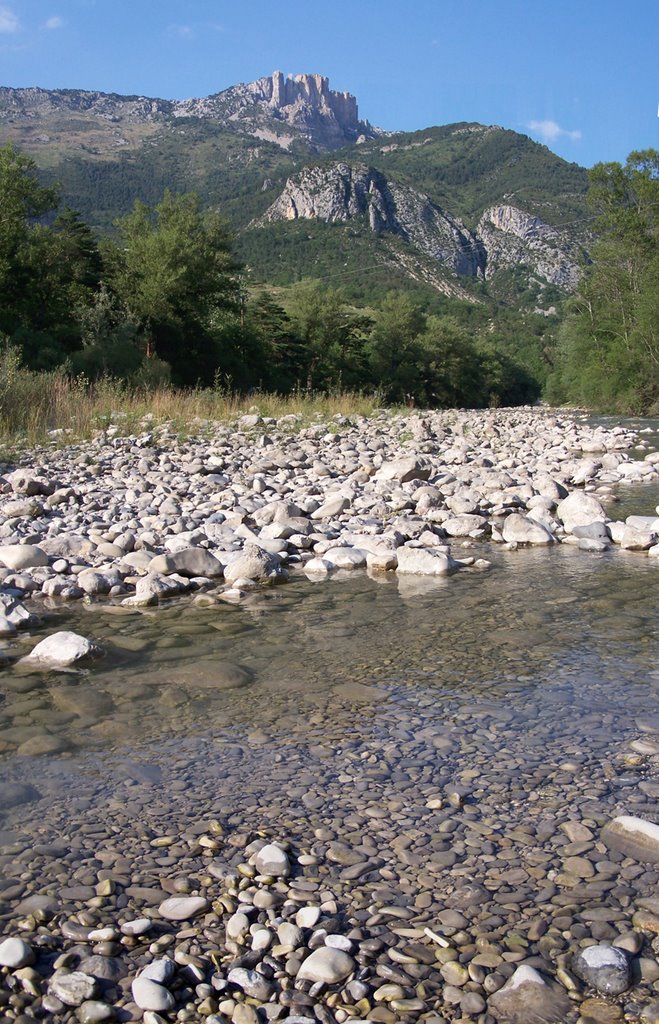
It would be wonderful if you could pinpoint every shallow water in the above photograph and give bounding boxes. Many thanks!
[1,529,657,849]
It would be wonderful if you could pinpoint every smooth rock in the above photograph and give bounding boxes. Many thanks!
[297,947,355,984]
[131,977,175,1012]
[19,631,102,668]
[157,896,209,920]
[572,944,631,995]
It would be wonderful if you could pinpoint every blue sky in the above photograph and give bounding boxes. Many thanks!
[1,0,657,168]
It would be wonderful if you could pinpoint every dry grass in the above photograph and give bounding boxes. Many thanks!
[0,352,390,452]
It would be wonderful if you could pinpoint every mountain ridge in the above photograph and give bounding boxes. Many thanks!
[0,71,591,307]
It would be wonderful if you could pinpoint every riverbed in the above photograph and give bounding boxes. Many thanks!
[0,414,657,1024]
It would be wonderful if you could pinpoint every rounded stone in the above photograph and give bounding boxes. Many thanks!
[131,977,176,1012]
[157,896,209,920]
[572,944,632,995]
[255,843,290,877]
[297,947,355,984]
[0,937,35,969]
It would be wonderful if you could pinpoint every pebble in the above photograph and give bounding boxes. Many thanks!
[573,944,632,995]
[131,977,175,1012]
[0,936,35,968]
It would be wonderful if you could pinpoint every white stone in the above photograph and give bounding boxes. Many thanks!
[255,842,290,877]
[0,937,35,968]
[158,896,209,920]
[297,947,355,984]
[49,970,97,1006]
[131,977,175,1012]
[19,631,102,668]
[295,906,321,929]
[395,546,458,576]
[0,544,49,570]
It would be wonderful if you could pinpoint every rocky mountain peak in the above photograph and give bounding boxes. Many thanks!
[175,72,379,150]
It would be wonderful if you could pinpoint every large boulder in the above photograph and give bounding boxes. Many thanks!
[396,546,459,576]
[375,456,431,484]
[0,544,49,570]
[148,548,224,578]
[487,965,570,1024]
[556,491,607,533]
[502,513,555,545]
[223,543,284,584]
[601,816,659,863]
[18,631,102,669]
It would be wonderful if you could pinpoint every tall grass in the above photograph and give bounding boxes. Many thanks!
[0,350,390,451]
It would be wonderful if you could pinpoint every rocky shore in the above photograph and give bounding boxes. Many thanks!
[1,406,659,1024]
[0,407,657,636]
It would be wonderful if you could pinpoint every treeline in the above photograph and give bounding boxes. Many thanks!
[548,150,658,414]
[0,142,546,408]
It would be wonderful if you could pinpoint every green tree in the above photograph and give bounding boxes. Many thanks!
[365,291,427,401]
[0,143,60,338]
[105,191,240,384]
[417,316,485,407]
[554,150,658,412]
[285,280,368,391]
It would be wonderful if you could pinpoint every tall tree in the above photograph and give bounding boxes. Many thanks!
[365,291,427,401]
[105,191,240,383]
[553,150,658,412]
[0,143,60,336]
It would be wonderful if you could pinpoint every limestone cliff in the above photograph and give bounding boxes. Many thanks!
[175,72,378,149]
[477,204,585,289]
[258,163,485,279]
[0,72,378,152]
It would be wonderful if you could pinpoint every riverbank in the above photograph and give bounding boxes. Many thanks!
[1,407,659,1024]
[0,407,657,638]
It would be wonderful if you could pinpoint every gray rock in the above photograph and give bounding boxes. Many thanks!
[395,546,459,576]
[443,514,487,537]
[502,513,555,545]
[572,943,631,995]
[49,970,98,1007]
[8,469,55,496]
[375,456,431,483]
[76,1001,115,1024]
[227,967,275,1001]
[487,964,571,1023]
[223,543,283,584]
[310,494,349,519]
[139,958,175,984]
[148,547,224,578]
[556,491,607,532]
[573,521,611,541]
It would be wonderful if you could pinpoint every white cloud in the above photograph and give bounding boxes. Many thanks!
[527,119,582,144]
[167,23,194,39]
[43,15,64,29]
[0,5,19,33]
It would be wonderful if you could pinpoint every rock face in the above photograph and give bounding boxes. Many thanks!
[259,165,587,291]
[477,204,585,289]
[259,163,486,279]
[0,72,378,153]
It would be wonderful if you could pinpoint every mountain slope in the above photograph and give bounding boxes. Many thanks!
[0,73,591,306]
